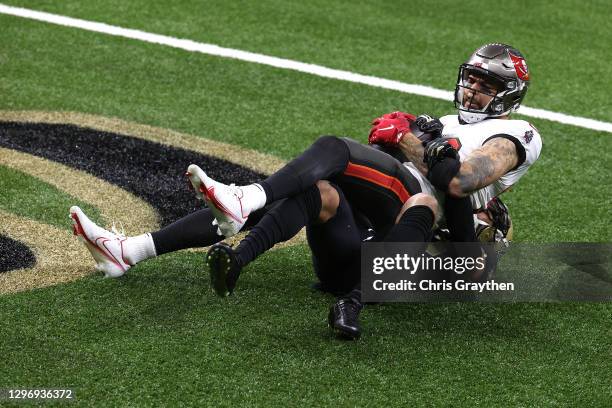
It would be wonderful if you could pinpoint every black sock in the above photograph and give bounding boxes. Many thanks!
[260,136,349,204]
[444,195,477,242]
[235,184,322,266]
[443,196,484,282]
[384,205,434,242]
[151,209,223,255]
[308,184,363,295]
[381,206,434,283]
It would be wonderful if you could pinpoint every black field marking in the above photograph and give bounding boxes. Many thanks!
[0,235,36,273]
[0,122,265,225]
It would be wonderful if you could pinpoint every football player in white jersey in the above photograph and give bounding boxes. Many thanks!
[323,43,542,338]
[384,43,542,213]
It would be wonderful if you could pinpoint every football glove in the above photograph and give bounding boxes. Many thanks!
[475,197,512,243]
[423,139,459,169]
[368,111,416,146]
[412,114,444,143]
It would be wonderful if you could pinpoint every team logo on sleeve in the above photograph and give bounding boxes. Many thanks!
[523,130,534,144]
[509,52,529,81]
[446,137,462,151]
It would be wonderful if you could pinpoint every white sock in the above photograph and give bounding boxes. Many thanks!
[240,183,267,213]
[123,233,157,265]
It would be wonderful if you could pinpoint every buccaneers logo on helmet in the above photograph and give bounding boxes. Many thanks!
[509,52,529,81]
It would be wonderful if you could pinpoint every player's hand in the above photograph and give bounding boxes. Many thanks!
[370,111,416,126]
[424,139,459,169]
[414,114,443,140]
[368,111,416,146]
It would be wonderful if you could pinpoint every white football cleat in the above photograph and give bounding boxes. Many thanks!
[69,206,130,278]
[186,164,248,238]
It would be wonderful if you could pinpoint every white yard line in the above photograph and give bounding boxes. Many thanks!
[2,3,611,134]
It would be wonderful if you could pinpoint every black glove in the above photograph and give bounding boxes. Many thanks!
[423,139,459,169]
[411,114,443,143]
[424,139,461,192]
[485,197,511,238]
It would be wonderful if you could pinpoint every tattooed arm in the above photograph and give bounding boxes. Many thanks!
[397,132,428,175]
[447,137,518,198]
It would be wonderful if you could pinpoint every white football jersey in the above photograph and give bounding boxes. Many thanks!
[404,115,542,210]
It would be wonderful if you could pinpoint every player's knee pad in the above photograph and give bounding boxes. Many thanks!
[286,136,350,185]
[313,135,345,151]
[313,135,350,159]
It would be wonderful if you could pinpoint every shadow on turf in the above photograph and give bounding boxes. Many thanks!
[364,303,535,338]
[129,281,546,346]
[74,249,552,348]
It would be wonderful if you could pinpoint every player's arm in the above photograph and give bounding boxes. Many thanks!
[426,137,519,198]
[368,113,442,176]
[448,138,518,197]
[397,133,428,174]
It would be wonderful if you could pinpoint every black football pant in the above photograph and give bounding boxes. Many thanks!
[261,135,422,237]
[151,206,269,255]
[307,184,374,295]
[152,136,423,293]
[154,136,422,255]
[151,197,367,296]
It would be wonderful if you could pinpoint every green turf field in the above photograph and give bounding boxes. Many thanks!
[0,0,611,406]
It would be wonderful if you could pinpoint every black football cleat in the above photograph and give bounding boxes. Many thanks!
[328,297,363,340]
[206,243,242,297]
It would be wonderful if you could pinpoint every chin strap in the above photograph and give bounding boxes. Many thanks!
[458,110,489,124]
[458,109,514,124]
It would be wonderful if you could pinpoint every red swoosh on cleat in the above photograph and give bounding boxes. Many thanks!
[203,186,246,224]
[98,237,128,270]
[71,213,127,272]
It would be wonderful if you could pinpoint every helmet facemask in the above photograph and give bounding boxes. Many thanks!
[454,43,530,124]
